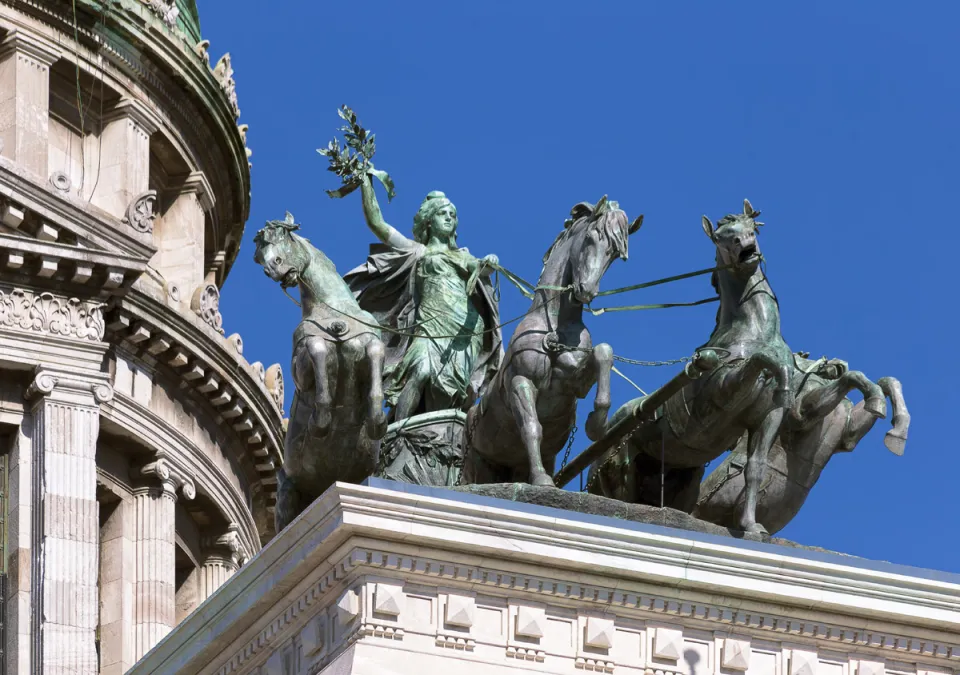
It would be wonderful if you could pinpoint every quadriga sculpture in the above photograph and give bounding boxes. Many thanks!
[589,200,894,534]
[463,197,642,486]
[693,354,910,534]
[253,213,388,532]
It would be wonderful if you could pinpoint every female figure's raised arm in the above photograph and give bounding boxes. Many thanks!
[361,174,413,250]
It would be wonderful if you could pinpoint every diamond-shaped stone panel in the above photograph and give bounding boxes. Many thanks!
[859,661,885,675]
[652,626,683,661]
[336,589,360,625]
[374,582,405,616]
[791,649,818,675]
[300,616,325,656]
[722,637,751,671]
[515,605,546,639]
[584,616,615,649]
[445,594,476,628]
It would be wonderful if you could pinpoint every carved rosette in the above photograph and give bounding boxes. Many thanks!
[122,190,157,234]
[191,284,225,334]
[49,171,72,193]
[0,288,105,341]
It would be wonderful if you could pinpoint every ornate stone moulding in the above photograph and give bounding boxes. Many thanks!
[104,295,284,505]
[0,286,105,342]
[128,482,960,675]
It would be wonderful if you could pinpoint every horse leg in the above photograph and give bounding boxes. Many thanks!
[510,375,552,486]
[585,343,614,441]
[879,377,909,455]
[792,371,886,427]
[363,339,388,439]
[741,407,784,534]
[274,468,302,534]
[304,336,333,433]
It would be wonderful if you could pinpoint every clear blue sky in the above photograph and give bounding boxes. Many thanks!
[205,2,959,571]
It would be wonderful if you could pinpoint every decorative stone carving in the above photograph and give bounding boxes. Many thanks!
[250,361,266,383]
[226,333,243,355]
[212,53,240,119]
[652,626,683,660]
[336,589,360,625]
[791,649,818,675]
[265,363,283,410]
[143,0,179,29]
[515,605,545,639]
[722,637,752,670]
[444,594,475,628]
[140,455,197,500]
[238,124,248,144]
[166,282,181,303]
[25,368,113,404]
[49,170,72,193]
[202,523,245,566]
[191,284,224,334]
[584,616,615,649]
[373,583,404,616]
[0,288,105,341]
[122,190,157,234]
[194,39,211,66]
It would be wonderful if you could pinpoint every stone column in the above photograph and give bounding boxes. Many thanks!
[0,30,61,177]
[198,524,244,602]
[25,368,113,675]
[154,171,214,306]
[90,99,157,220]
[132,456,194,661]
[98,498,135,675]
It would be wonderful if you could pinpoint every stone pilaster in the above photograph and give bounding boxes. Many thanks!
[132,456,195,661]
[90,99,157,221]
[0,30,61,177]
[153,171,214,305]
[98,497,135,675]
[198,523,243,602]
[25,368,113,675]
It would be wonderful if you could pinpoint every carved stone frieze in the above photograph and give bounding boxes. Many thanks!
[191,284,225,334]
[122,190,157,234]
[0,288,105,341]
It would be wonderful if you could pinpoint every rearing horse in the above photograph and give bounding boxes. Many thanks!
[463,197,642,486]
[253,213,387,532]
[590,200,889,534]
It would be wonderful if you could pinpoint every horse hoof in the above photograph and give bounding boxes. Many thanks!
[864,396,887,419]
[884,429,906,456]
[531,473,556,488]
[741,521,769,536]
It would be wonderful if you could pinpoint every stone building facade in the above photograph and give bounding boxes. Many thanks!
[0,1,284,673]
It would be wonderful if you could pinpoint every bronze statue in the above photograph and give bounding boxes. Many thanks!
[694,354,909,534]
[253,213,387,532]
[462,197,642,486]
[589,200,898,534]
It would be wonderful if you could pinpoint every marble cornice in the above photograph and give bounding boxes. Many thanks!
[130,482,960,675]
[101,391,260,560]
[0,159,156,262]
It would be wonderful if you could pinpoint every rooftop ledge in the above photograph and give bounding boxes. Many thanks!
[131,479,960,674]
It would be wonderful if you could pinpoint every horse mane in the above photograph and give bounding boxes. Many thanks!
[541,200,629,266]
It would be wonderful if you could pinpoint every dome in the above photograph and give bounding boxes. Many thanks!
[175,0,201,44]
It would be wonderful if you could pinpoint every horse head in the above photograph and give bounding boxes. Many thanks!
[550,196,643,304]
[254,212,307,289]
[702,199,765,280]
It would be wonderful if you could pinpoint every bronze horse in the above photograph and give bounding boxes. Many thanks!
[253,213,388,532]
[463,197,642,486]
[694,354,909,534]
[590,200,891,534]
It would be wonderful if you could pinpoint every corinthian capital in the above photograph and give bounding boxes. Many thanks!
[138,454,196,501]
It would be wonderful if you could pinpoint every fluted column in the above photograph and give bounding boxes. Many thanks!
[0,30,61,176]
[132,456,195,661]
[198,524,244,602]
[25,368,113,675]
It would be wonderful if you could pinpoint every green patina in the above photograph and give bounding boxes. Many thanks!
[174,0,201,44]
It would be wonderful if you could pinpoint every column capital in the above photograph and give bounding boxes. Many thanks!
[25,366,114,406]
[135,453,196,501]
[0,29,62,67]
[102,98,160,136]
[202,522,247,567]
[172,171,216,212]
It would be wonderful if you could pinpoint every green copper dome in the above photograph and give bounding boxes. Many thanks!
[176,0,201,44]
